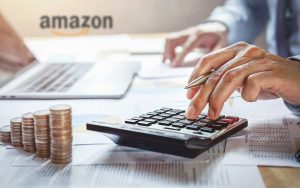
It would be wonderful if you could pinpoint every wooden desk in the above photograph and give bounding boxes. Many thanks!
[259,166,300,188]
[130,33,300,188]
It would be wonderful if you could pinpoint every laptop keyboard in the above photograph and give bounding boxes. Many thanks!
[12,63,92,93]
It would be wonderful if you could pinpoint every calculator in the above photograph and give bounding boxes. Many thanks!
[86,107,247,158]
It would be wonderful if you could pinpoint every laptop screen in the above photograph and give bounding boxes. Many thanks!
[0,14,35,85]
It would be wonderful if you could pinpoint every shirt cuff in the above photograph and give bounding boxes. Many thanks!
[288,56,300,62]
[284,101,300,116]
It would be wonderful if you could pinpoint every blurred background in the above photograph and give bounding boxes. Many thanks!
[0,0,265,47]
[0,0,222,36]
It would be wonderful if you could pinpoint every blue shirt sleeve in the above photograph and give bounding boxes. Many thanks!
[207,0,269,45]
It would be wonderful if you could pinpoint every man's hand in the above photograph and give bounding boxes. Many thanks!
[0,14,34,69]
[163,22,227,67]
[185,42,300,120]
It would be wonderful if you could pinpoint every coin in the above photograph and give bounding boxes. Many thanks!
[22,112,36,153]
[10,117,23,147]
[0,125,11,143]
[49,104,72,164]
[33,110,50,158]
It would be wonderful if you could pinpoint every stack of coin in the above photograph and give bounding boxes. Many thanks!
[49,104,72,164]
[22,113,36,153]
[33,110,50,158]
[10,117,23,147]
[0,125,11,143]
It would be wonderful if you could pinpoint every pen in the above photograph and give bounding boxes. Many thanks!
[184,70,214,89]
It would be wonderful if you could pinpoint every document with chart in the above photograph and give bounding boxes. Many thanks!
[223,116,300,167]
[0,141,264,188]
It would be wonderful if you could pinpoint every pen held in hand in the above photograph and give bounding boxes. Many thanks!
[184,71,213,89]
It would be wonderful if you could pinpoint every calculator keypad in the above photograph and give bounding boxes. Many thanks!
[124,108,240,137]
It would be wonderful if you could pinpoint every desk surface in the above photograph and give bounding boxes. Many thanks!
[0,34,299,187]
[259,166,300,188]
[130,34,300,188]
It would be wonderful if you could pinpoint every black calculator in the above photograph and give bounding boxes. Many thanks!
[86,107,247,158]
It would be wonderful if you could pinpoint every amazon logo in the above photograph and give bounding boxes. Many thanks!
[40,15,113,36]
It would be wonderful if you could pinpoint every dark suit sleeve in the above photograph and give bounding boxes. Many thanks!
[284,56,300,116]
[284,101,300,116]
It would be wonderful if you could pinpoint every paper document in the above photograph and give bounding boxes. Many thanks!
[25,35,131,63]
[139,63,194,79]
[136,55,194,79]
[0,162,264,188]
[0,143,264,188]
[224,116,300,167]
[129,37,165,55]
[10,141,225,167]
[136,48,209,79]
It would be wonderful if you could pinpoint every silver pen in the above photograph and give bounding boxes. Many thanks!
[184,71,214,89]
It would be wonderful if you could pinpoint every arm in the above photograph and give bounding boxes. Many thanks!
[207,0,268,44]
[0,14,34,67]
[185,42,300,120]
[284,56,300,116]
[162,0,269,67]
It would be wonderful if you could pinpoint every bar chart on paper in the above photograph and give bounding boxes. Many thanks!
[224,116,300,167]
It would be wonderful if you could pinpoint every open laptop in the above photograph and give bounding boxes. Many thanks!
[0,15,139,99]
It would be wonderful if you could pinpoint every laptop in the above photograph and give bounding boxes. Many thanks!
[0,15,140,99]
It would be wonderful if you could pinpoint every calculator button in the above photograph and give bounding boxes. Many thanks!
[210,124,223,130]
[200,127,215,133]
[165,118,178,123]
[192,122,207,127]
[132,117,144,121]
[193,131,203,135]
[225,116,239,122]
[160,107,172,111]
[144,119,158,124]
[217,115,226,119]
[178,112,186,116]
[220,118,235,124]
[125,119,139,124]
[158,121,172,126]
[140,114,153,118]
[152,116,165,121]
[186,125,201,130]
[146,112,158,116]
[154,110,167,113]
[171,109,185,113]
[159,113,173,118]
[199,119,212,123]
[197,114,207,119]
[173,115,185,120]
[215,121,229,127]
[165,111,178,115]
[164,127,181,131]
[179,119,195,125]
[172,123,186,128]
[138,121,152,126]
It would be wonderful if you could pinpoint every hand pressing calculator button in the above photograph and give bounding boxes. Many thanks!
[87,107,248,158]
